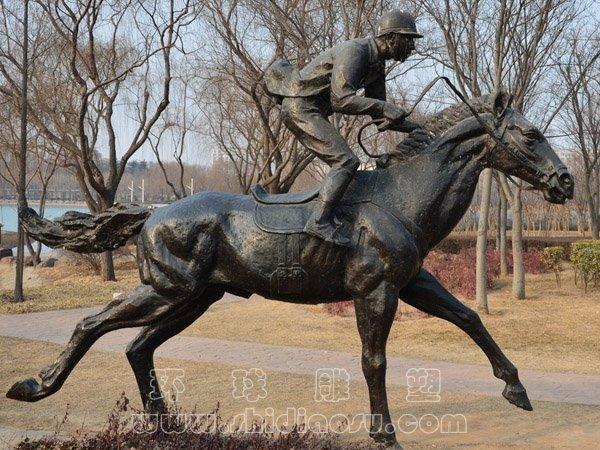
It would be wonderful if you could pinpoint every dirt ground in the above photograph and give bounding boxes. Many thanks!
[0,258,138,314]
[1,336,599,449]
[1,258,600,448]
[0,265,42,291]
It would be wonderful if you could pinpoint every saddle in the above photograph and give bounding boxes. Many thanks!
[251,185,319,205]
[250,170,379,234]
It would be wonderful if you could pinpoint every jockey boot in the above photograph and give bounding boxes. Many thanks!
[304,199,351,247]
[304,167,354,247]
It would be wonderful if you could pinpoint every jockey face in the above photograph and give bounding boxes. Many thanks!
[388,34,415,62]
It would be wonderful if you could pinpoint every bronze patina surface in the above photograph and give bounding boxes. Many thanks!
[8,89,573,448]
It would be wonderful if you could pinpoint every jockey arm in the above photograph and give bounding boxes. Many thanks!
[330,45,415,132]
[330,46,389,118]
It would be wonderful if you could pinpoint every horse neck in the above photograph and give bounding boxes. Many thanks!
[385,116,491,255]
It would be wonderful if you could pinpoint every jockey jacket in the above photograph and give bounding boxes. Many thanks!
[263,38,387,119]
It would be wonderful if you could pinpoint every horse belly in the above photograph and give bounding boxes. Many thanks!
[210,223,349,304]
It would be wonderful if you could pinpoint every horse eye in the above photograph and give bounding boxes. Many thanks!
[523,130,539,141]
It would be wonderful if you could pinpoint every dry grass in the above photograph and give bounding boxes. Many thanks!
[182,269,600,375]
[0,231,17,248]
[1,336,599,449]
[0,259,139,314]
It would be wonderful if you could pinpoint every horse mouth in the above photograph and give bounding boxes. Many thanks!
[542,187,567,204]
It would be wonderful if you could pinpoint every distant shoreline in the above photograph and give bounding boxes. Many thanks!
[0,199,88,207]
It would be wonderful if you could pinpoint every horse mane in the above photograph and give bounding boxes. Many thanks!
[418,94,491,136]
[378,94,492,168]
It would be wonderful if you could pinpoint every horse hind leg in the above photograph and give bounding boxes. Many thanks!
[6,284,189,402]
[125,288,224,412]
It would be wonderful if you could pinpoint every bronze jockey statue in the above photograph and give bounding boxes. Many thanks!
[264,9,424,246]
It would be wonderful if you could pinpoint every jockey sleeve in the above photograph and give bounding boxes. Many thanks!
[330,41,387,119]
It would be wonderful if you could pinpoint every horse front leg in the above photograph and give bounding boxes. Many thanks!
[399,268,532,411]
[354,281,401,448]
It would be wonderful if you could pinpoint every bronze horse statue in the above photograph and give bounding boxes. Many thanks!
[8,89,573,448]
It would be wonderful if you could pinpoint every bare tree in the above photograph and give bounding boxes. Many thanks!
[0,0,195,280]
[409,0,587,301]
[476,168,492,312]
[0,113,63,266]
[557,33,600,238]
[15,0,29,302]
[149,68,202,199]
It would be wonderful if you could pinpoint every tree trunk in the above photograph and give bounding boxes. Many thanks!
[97,193,116,281]
[476,168,493,314]
[499,185,508,276]
[13,0,29,303]
[14,225,25,302]
[512,181,525,299]
[584,176,599,239]
[101,250,116,282]
[25,235,40,266]
[495,183,501,249]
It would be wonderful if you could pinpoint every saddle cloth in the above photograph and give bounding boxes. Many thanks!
[252,170,379,234]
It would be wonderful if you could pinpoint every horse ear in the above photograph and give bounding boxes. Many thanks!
[492,87,513,121]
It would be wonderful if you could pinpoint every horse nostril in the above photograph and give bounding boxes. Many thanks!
[559,173,573,188]
[558,173,574,198]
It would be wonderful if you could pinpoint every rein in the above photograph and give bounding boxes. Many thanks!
[357,77,548,184]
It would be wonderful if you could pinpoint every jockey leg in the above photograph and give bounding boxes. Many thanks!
[281,96,359,246]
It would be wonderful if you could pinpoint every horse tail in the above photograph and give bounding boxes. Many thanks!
[19,204,152,253]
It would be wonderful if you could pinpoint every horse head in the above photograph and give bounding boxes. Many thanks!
[485,88,574,204]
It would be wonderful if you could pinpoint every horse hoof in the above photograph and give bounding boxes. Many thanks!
[6,378,44,402]
[502,382,533,411]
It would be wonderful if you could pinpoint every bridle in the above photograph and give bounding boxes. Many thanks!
[357,76,563,188]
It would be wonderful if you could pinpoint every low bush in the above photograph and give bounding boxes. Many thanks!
[521,247,546,275]
[486,247,546,276]
[58,245,136,276]
[542,246,565,287]
[570,240,600,292]
[520,236,574,258]
[425,246,545,299]
[424,247,498,299]
[59,249,103,275]
[439,234,578,258]
[323,300,354,317]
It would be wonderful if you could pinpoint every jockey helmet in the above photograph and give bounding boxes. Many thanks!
[376,10,423,38]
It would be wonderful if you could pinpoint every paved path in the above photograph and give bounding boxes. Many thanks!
[1,304,600,406]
